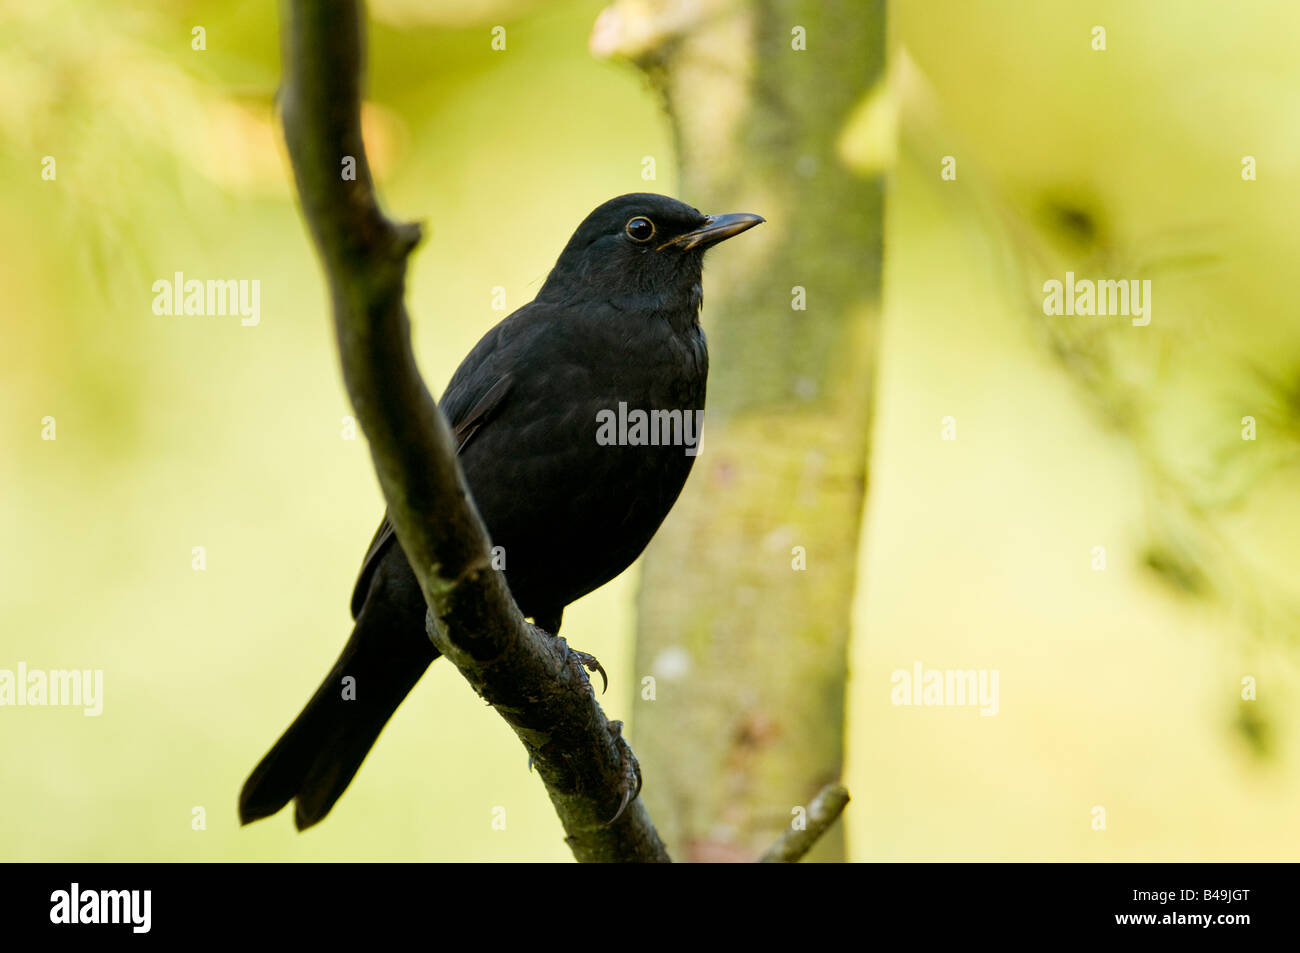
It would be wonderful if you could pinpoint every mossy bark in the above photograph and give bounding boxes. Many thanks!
[615,0,886,861]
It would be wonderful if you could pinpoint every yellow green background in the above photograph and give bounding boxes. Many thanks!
[1,0,1297,860]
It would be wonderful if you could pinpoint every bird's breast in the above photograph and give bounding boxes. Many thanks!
[457,313,707,608]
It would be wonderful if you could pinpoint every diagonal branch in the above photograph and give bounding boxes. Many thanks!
[279,0,669,863]
[759,784,851,863]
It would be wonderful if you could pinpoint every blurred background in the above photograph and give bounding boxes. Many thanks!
[1,0,1298,861]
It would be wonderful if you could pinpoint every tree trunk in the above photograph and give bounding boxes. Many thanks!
[596,0,886,861]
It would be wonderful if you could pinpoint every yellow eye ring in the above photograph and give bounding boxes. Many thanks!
[625,216,655,242]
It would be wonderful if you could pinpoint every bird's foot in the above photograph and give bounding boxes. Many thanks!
[567,646,608,695]
[548,633,608,694]
[604,720,643,826]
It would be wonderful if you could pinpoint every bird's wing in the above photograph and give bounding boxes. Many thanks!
[347,370,516,619]
[349,515,398,619]
[451,373,513,454]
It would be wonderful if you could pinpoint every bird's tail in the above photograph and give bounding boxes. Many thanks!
[239,600,438,830]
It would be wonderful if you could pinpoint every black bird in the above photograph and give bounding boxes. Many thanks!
[239,194,763,830]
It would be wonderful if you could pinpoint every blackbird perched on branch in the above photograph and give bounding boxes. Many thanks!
[239,193,763,830]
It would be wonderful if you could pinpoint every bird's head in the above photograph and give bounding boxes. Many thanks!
[539,193,764,312]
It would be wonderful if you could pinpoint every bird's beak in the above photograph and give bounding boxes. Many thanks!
[659,212,765,251]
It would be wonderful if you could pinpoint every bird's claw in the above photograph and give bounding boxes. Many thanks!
[559,640,608,694]
[603,720,643,827]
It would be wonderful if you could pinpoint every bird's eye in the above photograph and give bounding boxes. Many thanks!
[625,216,655,242]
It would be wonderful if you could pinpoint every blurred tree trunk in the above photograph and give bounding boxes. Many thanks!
[595,0,886,861]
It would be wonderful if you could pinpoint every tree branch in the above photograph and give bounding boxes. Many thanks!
[279,0,669,863]
[759,784,851,863]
